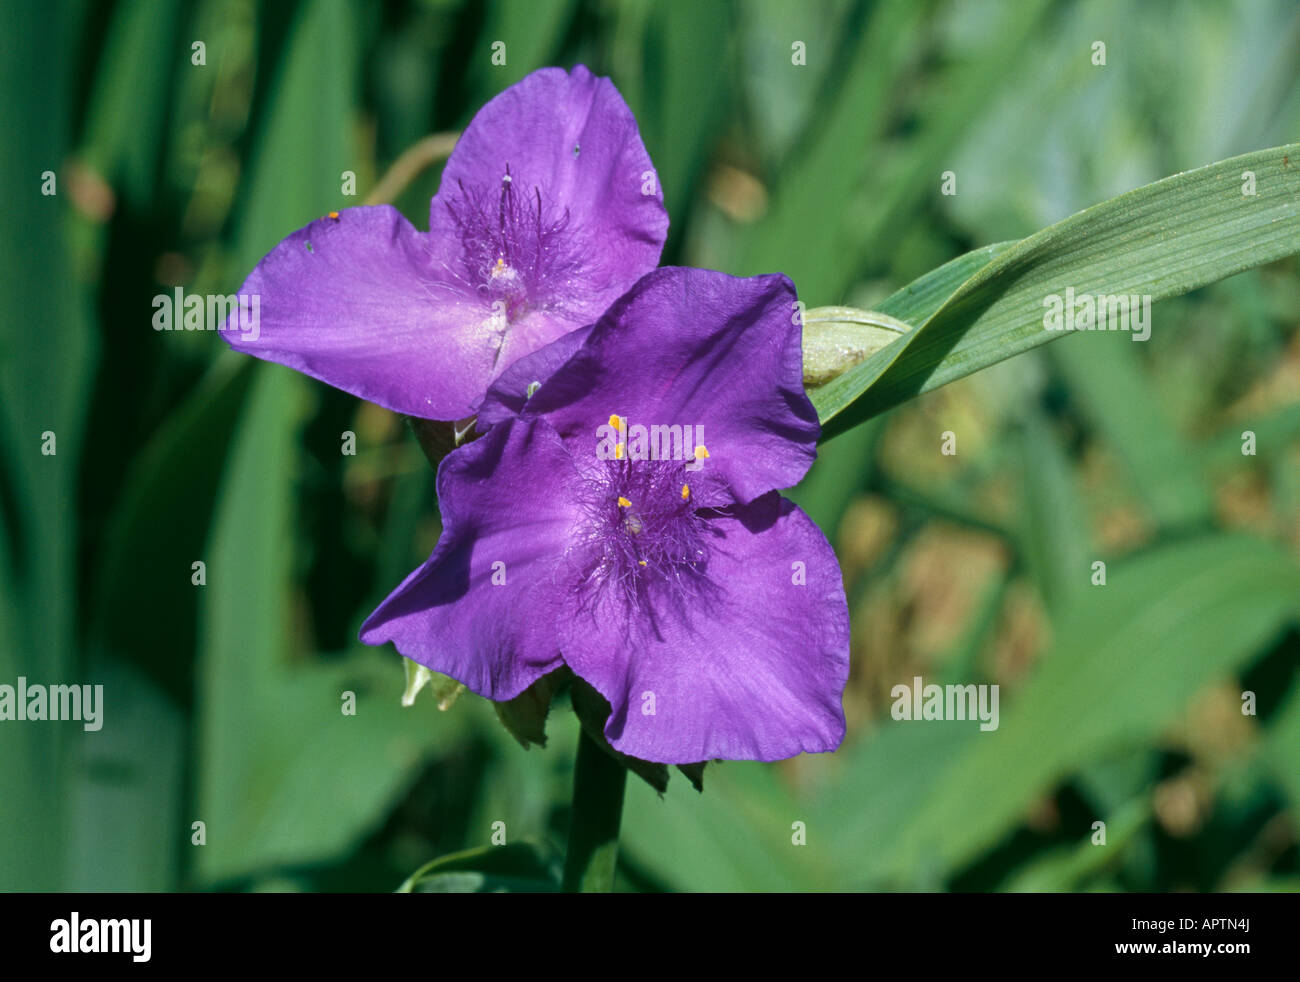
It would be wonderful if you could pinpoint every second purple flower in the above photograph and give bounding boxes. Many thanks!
[223,65,668,421]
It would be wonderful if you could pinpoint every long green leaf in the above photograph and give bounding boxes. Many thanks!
[472,0,576,98]
[1050,335,1214,530]
[1014,410,1091,615]
[817,143,1300,437]
[880,533,1300,879]
[792,243,1020,535]
[195,367,469,884]
[0,0,94,891]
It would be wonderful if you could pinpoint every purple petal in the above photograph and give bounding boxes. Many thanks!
[359,418,583,699]
[429,64,667,334]
[224,205,499,420]
[557,492,850,763]
[526,267,821,505]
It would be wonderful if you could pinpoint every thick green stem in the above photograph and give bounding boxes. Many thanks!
[561,726,628,892]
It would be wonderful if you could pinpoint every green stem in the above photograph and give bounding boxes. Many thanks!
[561,726,628,892]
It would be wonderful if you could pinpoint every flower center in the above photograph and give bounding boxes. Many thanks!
[571,457,711,612]
[443,167,585,324]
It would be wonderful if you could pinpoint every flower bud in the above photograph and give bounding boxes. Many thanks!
[801,306,911,387]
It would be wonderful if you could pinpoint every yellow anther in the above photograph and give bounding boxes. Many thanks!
[638,560,647,566]
[614,443,625,460]
[617,496,632,508]
[328,211,339,219]
[694,444,710,460]
[681,484,690,500]
[608,413,622,429]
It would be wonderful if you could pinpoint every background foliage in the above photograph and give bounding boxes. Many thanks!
[2,0,1299,892]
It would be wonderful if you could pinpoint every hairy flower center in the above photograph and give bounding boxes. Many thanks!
[443,167,585,324]
[572,458,711,611]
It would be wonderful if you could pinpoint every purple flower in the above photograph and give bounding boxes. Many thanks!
[223,65,667,421]
[360,267,850,764]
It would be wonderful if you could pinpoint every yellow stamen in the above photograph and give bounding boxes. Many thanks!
[694,444,710,460]
[328,211,339,219]
[638,560,647,566]
[681,484,690,500]
[608,414,622,429]
[614,443,625,460]
[617,496,632,508]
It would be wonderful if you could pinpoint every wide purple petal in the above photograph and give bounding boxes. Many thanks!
[359,418,583,699]
[525,267,821,505]
[557,492,850,763]
[429,64,667,332]
[224,205,499,420]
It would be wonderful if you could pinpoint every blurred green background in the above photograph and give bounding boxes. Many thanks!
[2,0,1299,892]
